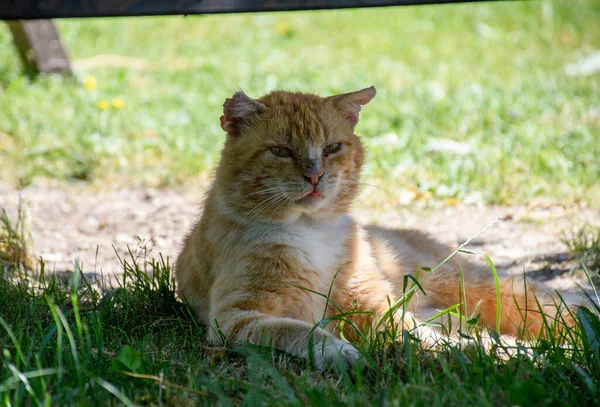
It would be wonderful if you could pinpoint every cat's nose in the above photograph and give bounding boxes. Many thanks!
[303,170,324,186]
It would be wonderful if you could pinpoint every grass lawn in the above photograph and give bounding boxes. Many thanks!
[1,245,599,406]
[2,0,600,405]
[0,0,599,205]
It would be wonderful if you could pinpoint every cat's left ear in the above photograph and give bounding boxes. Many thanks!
[326,86,376,129]
[220,90,266,137]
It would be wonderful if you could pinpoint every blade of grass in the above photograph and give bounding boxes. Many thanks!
[460,250,502,332]
[245,351,300,406]
[119,371,210,397]
[0,368,58,392]
[6,364,40,404]
[577,306,600,363]
[0,316,27,366]
[95,378,136,407]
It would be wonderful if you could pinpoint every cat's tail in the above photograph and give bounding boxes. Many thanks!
[423,275,576,339]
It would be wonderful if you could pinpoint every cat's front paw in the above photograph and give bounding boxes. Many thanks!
[312,338,361,369]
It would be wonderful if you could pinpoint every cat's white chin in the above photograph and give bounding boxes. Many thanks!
[295,194,325,207]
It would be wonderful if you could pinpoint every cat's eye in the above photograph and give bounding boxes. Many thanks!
[324,143,342,156]
[270,146,293,158]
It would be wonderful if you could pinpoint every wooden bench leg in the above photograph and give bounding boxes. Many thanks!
[7,19,72,77]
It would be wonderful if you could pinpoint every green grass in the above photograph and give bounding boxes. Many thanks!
[1,0,599,205]
[2,249,600,405]
[1,211,600,405]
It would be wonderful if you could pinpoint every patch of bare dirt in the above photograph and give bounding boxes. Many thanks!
[1,182,598,297]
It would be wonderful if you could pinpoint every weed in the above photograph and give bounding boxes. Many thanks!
[563,226,600,274]
[0,200,34,270]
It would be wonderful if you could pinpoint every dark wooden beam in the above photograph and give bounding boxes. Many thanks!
[7,20,72,76]
[0,0,501,20]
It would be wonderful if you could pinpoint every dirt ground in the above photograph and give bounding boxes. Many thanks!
[1,182,598,300]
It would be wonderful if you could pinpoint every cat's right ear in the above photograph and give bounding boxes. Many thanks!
[220,91,266,138]
[325,86,376,129]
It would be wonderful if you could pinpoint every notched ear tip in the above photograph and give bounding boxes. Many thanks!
[223,90,247,108]
[221,90,266,137]
[223,91,265,118]
[223,90,247,111]
[223,90,266,119]
[231,89,250,100]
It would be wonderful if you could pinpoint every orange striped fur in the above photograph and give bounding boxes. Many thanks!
[176,87,574,368]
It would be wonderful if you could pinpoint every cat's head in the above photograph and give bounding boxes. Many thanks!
[215,87,376,223]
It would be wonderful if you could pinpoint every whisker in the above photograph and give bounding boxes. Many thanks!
[228,187,282,204]
[245,194,283,218]
[336,187,375,214]
[246,193,289,221]
[338,185,383,208]
[339,179,390,195]
[246,194,290,227]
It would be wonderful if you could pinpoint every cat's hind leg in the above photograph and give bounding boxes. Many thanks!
[422,274,576,339]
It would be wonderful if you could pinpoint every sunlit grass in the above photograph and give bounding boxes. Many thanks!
[0,0,599,205]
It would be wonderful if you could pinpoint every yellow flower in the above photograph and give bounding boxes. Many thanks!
[274,22,292,37]
[83,75,97,91]
[111,98,125,110]
[445,197,460,206]
[96,100,109,110]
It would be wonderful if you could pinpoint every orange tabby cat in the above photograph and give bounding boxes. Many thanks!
[176,87,569,368]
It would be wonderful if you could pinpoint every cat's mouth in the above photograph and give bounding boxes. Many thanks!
[295,188,324,206]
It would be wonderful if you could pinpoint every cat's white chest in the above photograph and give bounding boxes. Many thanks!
[282,215,352,273]
[249,215,354,324]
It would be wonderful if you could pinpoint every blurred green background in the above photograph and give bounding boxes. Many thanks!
[0,0,598,205]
